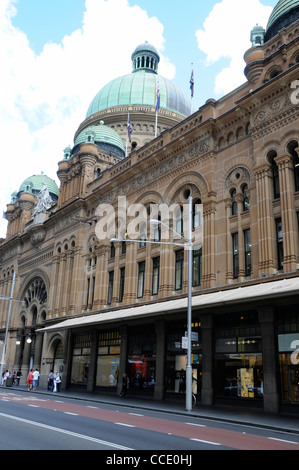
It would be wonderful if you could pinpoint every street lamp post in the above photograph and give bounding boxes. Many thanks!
[110,196,195,412]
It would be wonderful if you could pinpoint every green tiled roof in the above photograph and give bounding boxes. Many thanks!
[19,174,59,197]
[86,71,191,118]
[267,0,299,29]
[74,122,125,153]
[265,0,299,40]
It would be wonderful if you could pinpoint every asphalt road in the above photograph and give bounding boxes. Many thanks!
[0,389,298,453]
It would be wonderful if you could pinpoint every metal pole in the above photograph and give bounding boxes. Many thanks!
[186,196,193,411]
[0,271,16,381]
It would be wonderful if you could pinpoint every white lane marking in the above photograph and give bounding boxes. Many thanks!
[128,413,144,416]
[87,406,98,409]
[190,438,221,446]
[64,412,79,416]
[114,422,136,428]
[268,437,299,445]
[28,405,40,408]
[0,411,132,450]
[185,422,206,427]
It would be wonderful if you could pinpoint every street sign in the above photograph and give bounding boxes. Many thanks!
[185,331,198,342]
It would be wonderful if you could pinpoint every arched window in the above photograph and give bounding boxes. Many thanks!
[192,199,202,229]
[231,189,237,215]
[242,184,250,211]
[270,153,280,199]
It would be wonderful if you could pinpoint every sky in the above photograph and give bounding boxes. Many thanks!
[0,0,278,238]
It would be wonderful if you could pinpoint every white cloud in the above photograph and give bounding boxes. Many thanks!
[196,0,273,96]
[0,0,174,238]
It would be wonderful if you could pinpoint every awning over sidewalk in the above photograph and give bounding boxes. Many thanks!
[39,277,299,333]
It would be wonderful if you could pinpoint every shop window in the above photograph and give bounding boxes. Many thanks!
[96,330,121,389]
[70,333,91,386]
[232,233,239,279]
[127,325,156,392]
[152,257,160,295]
[107,271,114,305]
[214,313,263,401]
[278,308,299,404]
[119,267,125,303]
[175,250,184,290]
[193,248,202,287]
[276,218,283,270]
[165,320,202,396]
[137,261,145,298]
[244,229,251,277]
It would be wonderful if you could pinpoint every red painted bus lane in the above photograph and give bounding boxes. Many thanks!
[1,392,298,450]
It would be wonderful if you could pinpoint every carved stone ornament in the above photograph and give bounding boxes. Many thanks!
[30,228,46,246]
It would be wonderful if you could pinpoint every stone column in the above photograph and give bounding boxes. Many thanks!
[253,163,276,276]
[202,198,216,288]
[225,199,233,283]
[33,332,43,371]
[274,154,297,273]
[118,325,128,395]
[155,320,165,400]
[258,306,280,414]
[87,329,98,392]
[201,314,214,406]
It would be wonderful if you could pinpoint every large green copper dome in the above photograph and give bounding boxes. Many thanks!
[19,174,59,200]
[265,0,299,41]
[86,42,191,119]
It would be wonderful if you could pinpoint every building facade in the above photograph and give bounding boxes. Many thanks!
[1,0,299,414]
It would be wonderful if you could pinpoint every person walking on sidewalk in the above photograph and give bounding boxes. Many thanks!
[27,370,33,391]
[16,370,22,386]
[32,369,40,391]
[48,370,54,391]
[53,371,61,392]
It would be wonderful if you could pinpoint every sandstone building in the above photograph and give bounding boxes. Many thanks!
[1,0,299,414]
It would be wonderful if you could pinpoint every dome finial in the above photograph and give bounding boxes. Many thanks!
[131,42,160,74]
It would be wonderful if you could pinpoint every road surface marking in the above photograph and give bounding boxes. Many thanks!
[115,423,136,428]
[0,411,132,450]
[190,438,221,446]
[64,412,79,416]
[268,437,299,445]
[185,422,206,427]
[129,413,144,416]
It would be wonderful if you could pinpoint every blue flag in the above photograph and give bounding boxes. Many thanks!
[156,85,160,112]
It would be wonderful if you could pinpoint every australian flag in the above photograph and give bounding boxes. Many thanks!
[190,69,194,98]
[127,114,133,142]
[156,85,160,112]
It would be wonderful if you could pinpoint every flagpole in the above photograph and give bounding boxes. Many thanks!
[155,81,160,138]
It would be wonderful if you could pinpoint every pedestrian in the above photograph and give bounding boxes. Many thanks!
[12,371,16,385]
[32,369,40,391]
[27,369,33,391]
[120,373,127,397]
[16,370,22,386]
[48,370,54,391]
[3,370,9,386]
[53,371,61,392]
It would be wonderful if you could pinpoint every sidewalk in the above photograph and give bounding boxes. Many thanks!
[2,383,299,435]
